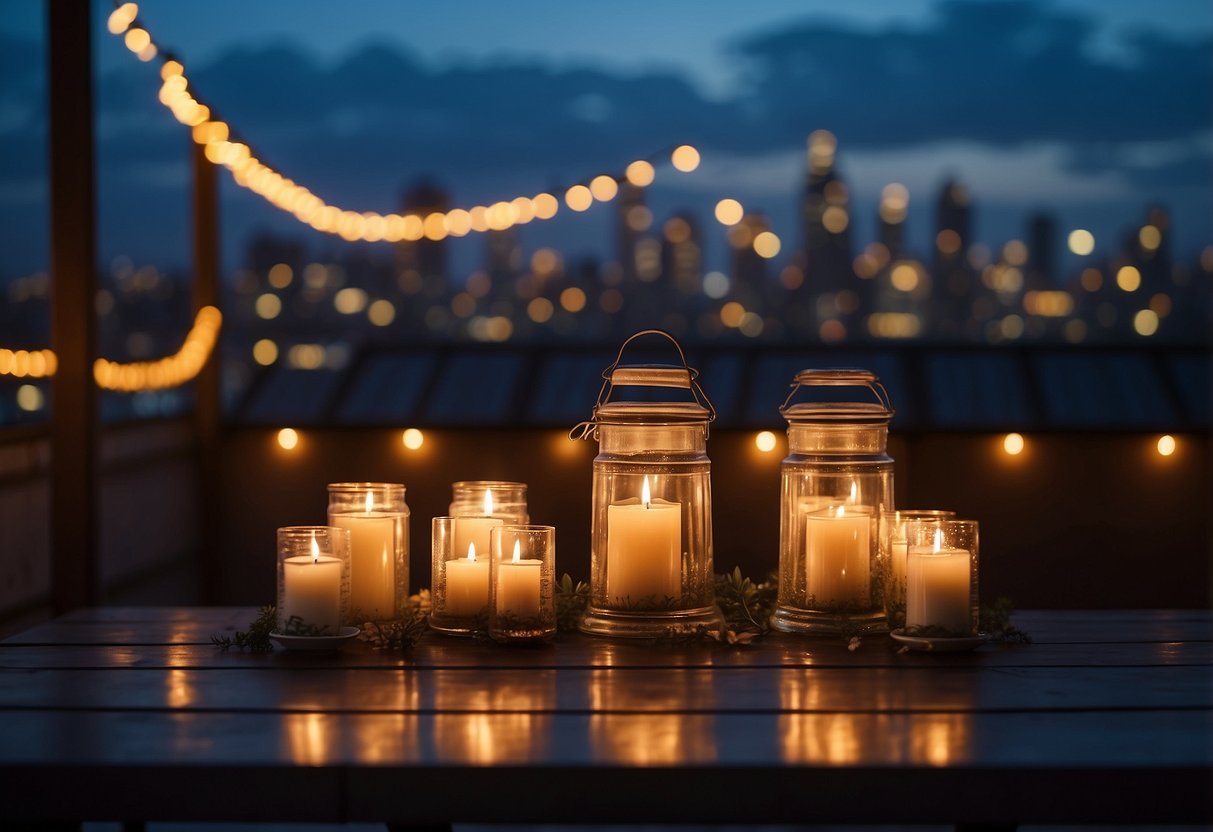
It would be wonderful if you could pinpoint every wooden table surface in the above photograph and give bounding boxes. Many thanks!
[0,607,1209,826]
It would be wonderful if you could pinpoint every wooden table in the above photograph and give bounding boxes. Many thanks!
[0,608,1209,829]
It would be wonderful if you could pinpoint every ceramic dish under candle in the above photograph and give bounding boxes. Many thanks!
[890,629,989,652]
[269,626,360,652]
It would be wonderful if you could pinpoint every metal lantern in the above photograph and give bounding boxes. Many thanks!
[771,369,895,636]
[572,330,723,638]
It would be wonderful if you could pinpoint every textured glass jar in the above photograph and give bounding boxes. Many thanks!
[573,330,724,638]
[450,481,529,524]
[905,519,979,636]
[771,369,895,636]
[489,524,557,642]
[276,526,351,636]
[880,509,955,630]
[429,515,502,636]
[326,482,409,621]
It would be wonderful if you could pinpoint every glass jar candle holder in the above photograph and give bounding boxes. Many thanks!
[573,330,724,638]
[276,526,351,636]
[450,481,529,524]
[905,519,979,637]
[772,369,895,636]
[327,482,409,622]
[429,515,503,636]
[880,509,956,630]
[489,525,556,643]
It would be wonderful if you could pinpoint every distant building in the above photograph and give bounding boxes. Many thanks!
[800,131,854,295]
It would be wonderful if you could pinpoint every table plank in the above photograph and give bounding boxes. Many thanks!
[0,711,1208,823]
[0,665,1208,714]
[0,607,1209,826]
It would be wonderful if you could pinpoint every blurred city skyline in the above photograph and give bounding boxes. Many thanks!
[0,0,1210,279]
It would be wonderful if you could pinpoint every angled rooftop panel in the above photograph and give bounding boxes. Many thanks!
[423,352,526,425]
[336,352,435,424]
[927,353,1032,428]
[1034,352,1174,428]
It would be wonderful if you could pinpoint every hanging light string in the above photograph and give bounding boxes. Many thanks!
[106,2,702,243]
[1,306,222,391]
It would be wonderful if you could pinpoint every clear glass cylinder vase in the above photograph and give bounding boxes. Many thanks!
[276,525,351,636]
[450,481,529,524]
[881,509,956,630]
[326,482,409,622]
[575,330,723,639]
[772,369,895,636]
[429,515,503,636]
[489,524,557,642]
[905,519,979,636]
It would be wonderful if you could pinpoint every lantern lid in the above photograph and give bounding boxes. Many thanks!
[780,368,894,424]
[571,330,716,438]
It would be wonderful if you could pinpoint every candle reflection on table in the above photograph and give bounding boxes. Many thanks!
[588,670,716,765]
[285,712,337,766]
[432,671,555,764]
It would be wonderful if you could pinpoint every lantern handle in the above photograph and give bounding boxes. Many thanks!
[780,368,893,414]
[568,330,716,440]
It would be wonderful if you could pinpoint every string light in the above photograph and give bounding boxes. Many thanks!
[107,3,701,242]
[2,307,221,393]
[93,306,222,392]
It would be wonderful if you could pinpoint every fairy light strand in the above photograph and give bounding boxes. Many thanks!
[107,2,701,243]
[0,306,222,392]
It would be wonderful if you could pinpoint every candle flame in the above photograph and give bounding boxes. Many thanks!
[310,530,319,563]
[483,488,494,515]
[641,475,651,509]
[848,481,858,502]
[511,538,521,563]
[835,505,845,518]
[932,527,943,553]
[365,489,374,513]
[467,541,477,562]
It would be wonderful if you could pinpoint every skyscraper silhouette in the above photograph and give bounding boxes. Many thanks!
[800,131,854,295]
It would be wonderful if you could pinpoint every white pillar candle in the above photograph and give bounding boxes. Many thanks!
[805,506,871,607]
[906,546,972,633]
[496,540,542,618]
[446,543,490,616]
[331,491,397,617]
[282,555,342,632]
[606,476,681,605]
[452,517,502,568]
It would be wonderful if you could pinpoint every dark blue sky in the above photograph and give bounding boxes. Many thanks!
[0,0,1209,279]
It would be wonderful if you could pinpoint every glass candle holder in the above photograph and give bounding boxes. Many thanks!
[573,330,723,638]
[880,509,956,630]
[772,369,895,637]
[276,526,351,636]
[489,525,556,643]
[450,481,529,524]
[429,515,503,636]
[904,519,979,637]
[326,482,409,621]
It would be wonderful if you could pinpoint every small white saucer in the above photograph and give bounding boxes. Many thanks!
[890,629,989,652]
[270,626,360,651]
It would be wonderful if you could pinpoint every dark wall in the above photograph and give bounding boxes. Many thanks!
[216,427,1211,609]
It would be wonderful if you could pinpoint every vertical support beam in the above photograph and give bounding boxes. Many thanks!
[47,0,98,613]
[192,142,222,603]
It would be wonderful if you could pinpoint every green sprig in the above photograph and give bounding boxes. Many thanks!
[211,605,276,652]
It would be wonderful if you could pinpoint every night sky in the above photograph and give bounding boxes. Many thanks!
[0,0,1209,279]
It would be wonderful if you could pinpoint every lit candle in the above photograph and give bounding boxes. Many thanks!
[496,538,542,618]
[606,476,682,604]
[805,505,871,607]
[907,529,972,633]
[331,489,396,618]
[445,541,491,616]
[281,532,342,632]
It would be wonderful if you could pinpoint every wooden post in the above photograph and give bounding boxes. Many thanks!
[47,0,98,614]
[192,142,222,603]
